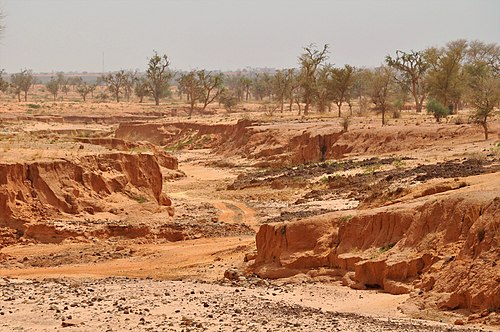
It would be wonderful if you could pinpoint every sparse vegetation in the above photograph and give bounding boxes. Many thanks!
[426,99,451,122]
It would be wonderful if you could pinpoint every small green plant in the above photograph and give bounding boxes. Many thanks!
[27,103,41,109]
[363,163,381,175]
[339,214,353,223]
[379,243,395,253]
[280,225,287,235]
[392,158,406,169]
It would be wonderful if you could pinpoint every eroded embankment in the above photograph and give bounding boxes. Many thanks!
[0,152,175,244]
[251,188,500,319]
[115,121,488,167]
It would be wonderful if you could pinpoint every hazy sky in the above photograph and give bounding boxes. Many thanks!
[0,0,499,73]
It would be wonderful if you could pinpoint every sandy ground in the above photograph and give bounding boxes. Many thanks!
[1,100,499,331]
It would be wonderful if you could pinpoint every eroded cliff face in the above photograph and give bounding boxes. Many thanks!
[0,153,173,244]
[252,189,500,315]
[115,121,486,167]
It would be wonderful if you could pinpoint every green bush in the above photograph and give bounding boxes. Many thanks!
[426,99,450,122]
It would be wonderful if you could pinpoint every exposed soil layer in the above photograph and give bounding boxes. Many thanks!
[251,182,500,325]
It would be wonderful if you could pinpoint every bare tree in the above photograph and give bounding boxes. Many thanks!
[386,50,429,112]
[298,44,329,115]
[10,69,35,102]
[146,51,172,106]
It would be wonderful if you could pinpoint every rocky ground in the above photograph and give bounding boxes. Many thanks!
[0,277,493,332]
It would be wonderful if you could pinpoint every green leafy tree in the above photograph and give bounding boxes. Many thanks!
[101,70,127,102]
[368,66,395,125]
[330,64,355,117]
[122,71,137,102]
[146,51,172,106]
[252,73,272,101]
[218,91,239,112]
[134,77,149,103]
[298,44,329,115]
[425,40,468,112]
[426,99,450,122]
[315,66,333,113]
[76,82,96,102]
[0,69,9,93]
[198,70,224,111]
[465,42,500,139]
[46,77,60,101]
[178,70,201,116]
[10,69,35,102]
[386,50,429,112]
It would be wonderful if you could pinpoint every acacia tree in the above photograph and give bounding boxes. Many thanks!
[102,70,127,102]
[315,66,332,113]
[10,69,35,102]
[198,70,224,111]
[76,82,95,102]
[330,64,355,117]
[146,51,172,106]
[122,70,137,102]
[386,50,429,112]
[134,77,149,103]
[0,69,9,94]
[46,77,59,101]
[298,44,329,115]
[465,42,500,140]
[272,69,294,112]
[368,66,395,126]
[178,71,201,116]
[425,40,468,112]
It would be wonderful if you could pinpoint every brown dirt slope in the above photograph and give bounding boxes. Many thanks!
[251,175,500,321]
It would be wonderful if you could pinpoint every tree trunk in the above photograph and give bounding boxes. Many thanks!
[17,93,21,102]
[482,122,488,140]
[154,95,160,106]
[24,91,28,102]
[296,99,302,115]
[337,103,342,117]
[382,109,386,126]
[288,98,293,112]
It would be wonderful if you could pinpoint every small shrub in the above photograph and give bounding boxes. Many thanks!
[341,117,350,131]
[339,214,353,223]
[426,99,451,123]
[379,243,395,253]
[392,110,401,119]
[27,103,41,109]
